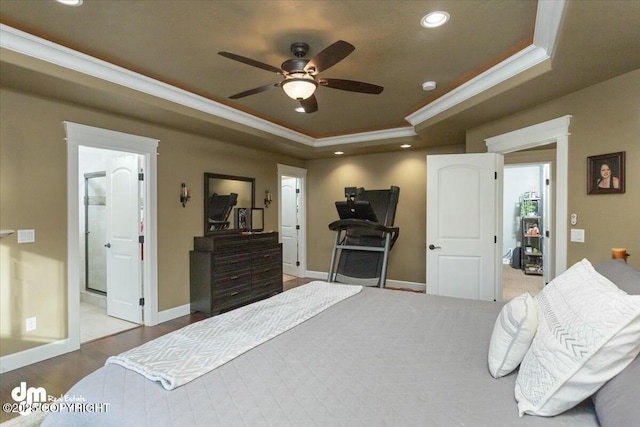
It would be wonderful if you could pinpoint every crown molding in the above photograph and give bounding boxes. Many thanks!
[405,0,566,127]
[314,126,417,147]
[0,1,565,148]
[405,44,550,126]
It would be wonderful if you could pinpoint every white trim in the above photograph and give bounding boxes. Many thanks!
[405,1,567,127]
[405,45,550,126]
[534,0,568,57]
[0,1,565,147]
[277,164,307,278]
[314,127,417,147]
[0,339,72,373]
[486,115,571,277]
[157,303,191,324]
[64,122,160,329]
[305,270,426,293]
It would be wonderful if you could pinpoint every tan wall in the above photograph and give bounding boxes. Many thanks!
[466,69,640,269]
[0,88,304,356]
[306,145,465,283]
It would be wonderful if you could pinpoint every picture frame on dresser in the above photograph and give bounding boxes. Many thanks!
[250,208,264,232]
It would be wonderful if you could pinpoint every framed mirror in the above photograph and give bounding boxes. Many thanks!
[204,173,255,234]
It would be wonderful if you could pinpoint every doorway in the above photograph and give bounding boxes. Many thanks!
[278,164,307,282]
[66,122,160,355]
[502,163,551,300]
[78,147,140,342]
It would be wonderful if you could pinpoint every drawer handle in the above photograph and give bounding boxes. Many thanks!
[230,291,239,296]
[230,275,239,280]
[263,254,271,258]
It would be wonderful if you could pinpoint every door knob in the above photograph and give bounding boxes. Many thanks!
[104,243,111,248]
[428,244,441,250]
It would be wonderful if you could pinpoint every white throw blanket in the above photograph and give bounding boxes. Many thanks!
[106,281,362,390]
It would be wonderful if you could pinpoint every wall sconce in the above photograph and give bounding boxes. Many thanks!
[180,183,190,207]
[264,190,272,208]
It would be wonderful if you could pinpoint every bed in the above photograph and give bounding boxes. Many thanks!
[41,259,639,426]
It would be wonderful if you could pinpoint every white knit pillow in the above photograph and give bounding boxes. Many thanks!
[488,293,538,378]
[515,259,640,416]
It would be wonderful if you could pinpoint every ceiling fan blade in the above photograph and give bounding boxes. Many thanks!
[299,95,318,113]
[218,51,284,75]
[319,78,384,94]
[304,40,355,73]
[229,82,280,99]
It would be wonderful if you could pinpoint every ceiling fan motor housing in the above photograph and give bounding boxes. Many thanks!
[290,42,309,57]
[281,58,310,75]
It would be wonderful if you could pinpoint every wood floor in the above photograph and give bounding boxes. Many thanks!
[0,277,316,424]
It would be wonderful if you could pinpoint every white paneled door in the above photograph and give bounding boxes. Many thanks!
[426,153,503,301]
[106,154,143,323]
[281,176,299,276]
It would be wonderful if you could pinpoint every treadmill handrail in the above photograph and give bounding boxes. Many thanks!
[328,219,399,248]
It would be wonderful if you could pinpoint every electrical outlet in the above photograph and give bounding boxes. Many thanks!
[26,317,37,332]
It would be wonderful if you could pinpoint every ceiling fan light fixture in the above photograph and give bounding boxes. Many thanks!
[421,11,449,28]
[281,77,318,100]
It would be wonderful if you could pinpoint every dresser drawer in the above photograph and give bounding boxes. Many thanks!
[213,287,255,312]
[212,269,251,294]
[194,234,250,252]
[252,278,282,299]
[213,252,246,272]
[252,263,281,282]
[252,246,281,265]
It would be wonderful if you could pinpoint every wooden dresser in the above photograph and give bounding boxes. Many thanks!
[189,231,283,316]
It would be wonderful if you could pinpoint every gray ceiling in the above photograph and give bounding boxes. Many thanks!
[1,0,639,159]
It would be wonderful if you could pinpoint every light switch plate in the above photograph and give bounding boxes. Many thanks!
[17,229,35,243]
[570,228,585,243]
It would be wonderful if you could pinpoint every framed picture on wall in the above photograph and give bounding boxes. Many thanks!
[587,151,625,194]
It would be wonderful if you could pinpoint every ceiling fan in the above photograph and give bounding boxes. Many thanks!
[218,40,384,113]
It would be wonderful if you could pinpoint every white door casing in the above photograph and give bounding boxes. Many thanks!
[281,176,299,276]
[486,115,571,278]
[426,153,503,301]
[106,155,142,323]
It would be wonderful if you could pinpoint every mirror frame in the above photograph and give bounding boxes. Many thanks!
[204,173,255,235]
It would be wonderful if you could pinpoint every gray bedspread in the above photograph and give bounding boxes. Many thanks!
[42,287,598,426]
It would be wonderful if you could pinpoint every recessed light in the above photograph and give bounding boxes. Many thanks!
[421,11,449,28]
[334,151,344,155]
[422,81,437,91]
[400,144,412,149]
[56,0,83,5]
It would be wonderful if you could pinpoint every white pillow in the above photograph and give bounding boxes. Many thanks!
[515,259,640,417]
[488,293,538,378]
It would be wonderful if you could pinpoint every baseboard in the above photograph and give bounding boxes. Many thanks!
[157,303,191,324]
[0,339,75,373]
[305,270,426,292]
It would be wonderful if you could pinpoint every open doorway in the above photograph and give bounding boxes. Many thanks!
[486,115,571,302]
[502,163,551,300]
[66,122,160,355]
[277,164,307,290]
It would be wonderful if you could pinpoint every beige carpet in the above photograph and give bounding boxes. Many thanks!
[502,264,544,301]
